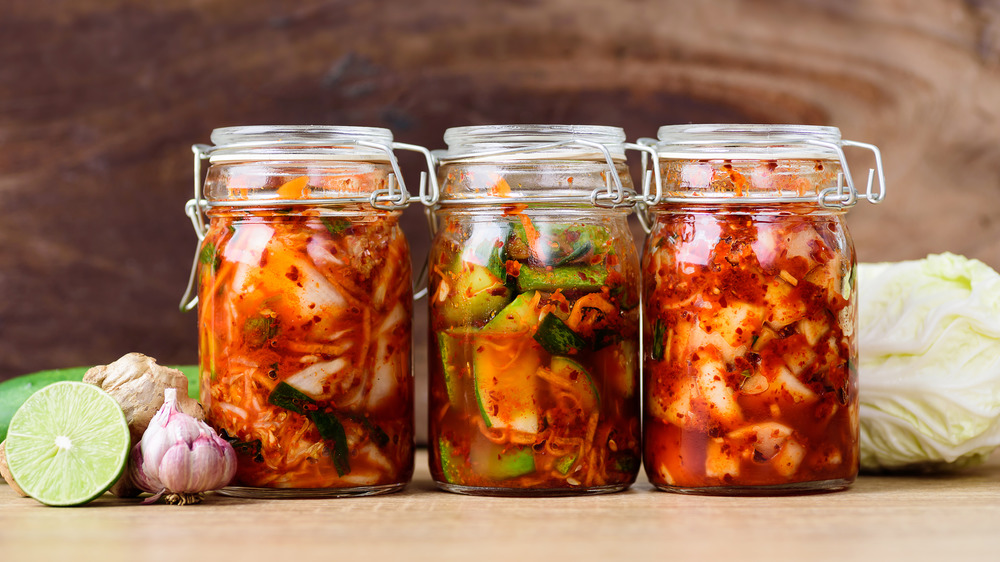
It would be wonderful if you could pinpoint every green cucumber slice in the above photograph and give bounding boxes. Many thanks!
[592,340,637,399]
[549,356,600,413]
[470,439,536,480]
[438,263,513,326]
[437,328,476,406]
[509,222,611,265]
[554,452,578,475]
[438,436,464,484]
[517,265,608,292]
[533,313,587,355]
[472,334,541,434]
[482,291,541,332]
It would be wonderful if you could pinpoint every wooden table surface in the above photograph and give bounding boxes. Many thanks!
[2,449,998,562]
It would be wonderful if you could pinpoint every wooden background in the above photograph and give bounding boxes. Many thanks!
[1,0,998,387]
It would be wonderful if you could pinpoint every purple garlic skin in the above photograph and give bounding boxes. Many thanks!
[131,388,236,499]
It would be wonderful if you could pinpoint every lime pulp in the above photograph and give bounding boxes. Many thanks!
[5,381,130,506]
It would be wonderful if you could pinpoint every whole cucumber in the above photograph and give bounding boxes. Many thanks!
[0,365,198,442]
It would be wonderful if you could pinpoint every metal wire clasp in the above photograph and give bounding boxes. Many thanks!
[423,139,634,208]
[807,139,886,208]
[637,136,886,212]
[632,138,661,233]
[179,140,437,311]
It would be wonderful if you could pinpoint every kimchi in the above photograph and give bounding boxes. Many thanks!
[643,156,860,493]
[197,186,413,494]
[428,209,641,493]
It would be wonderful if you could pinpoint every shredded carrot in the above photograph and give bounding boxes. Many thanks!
[519,215,545,257]
[277,176,310,199]
[566,293,616,331]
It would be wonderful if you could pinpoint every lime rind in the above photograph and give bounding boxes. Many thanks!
[6,381,130,506]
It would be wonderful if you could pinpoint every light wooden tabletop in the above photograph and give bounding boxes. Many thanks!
[1,449,998,562]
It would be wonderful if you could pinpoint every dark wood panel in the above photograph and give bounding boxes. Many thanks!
[1,0,998,379]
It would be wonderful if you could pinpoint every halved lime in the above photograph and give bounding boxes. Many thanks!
[5,381,130,506]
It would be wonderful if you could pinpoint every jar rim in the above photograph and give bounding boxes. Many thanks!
[207,125,395,162]
[440,124,626,161]
[211,125,393,146]
[654,124,843,159]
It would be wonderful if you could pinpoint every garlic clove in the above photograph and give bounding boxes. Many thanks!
[158,444,199,493]
[130,442,162,494]
[129,388,237,504]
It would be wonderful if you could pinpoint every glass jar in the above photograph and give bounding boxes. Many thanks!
[424,125,647,496]
[182,126,432,497]
[641,124,886,494]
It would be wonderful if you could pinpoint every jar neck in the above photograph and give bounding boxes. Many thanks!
[205,204,402,219]
[441,124,626,160]
[203,160,395,204]
[652,157,848,208]
[434,160,634,206]
[648,203,848,217]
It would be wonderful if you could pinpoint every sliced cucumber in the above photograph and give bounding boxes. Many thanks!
[617,339,638,398]
[437,328,476,406]
[470,438,536,480]
[554,452,578,475]
[509,222,610,265]
[437,263,513,326]
[438,436,464,484]
[533,313,586,355]
[482,291,541,332]
[472,334,541,434]
[614,453,640,473]
[549,356,600,413]
[517,265,608,292]
[593,340,637,399]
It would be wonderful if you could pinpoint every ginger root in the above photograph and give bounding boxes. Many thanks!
[84,353,205,497]
[0,441,28,497]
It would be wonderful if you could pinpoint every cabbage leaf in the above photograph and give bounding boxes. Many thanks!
[858,253,1000,472]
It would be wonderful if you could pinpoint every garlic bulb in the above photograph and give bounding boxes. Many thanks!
[130,388,236,505]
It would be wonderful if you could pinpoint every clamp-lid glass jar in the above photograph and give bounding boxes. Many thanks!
[425,125,647,496]
[183,126,432,497]
[641,124,886,495]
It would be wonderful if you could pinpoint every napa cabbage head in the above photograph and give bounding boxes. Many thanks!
[858,253,1000,472]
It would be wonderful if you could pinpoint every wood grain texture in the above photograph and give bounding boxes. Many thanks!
[2,449,1000,561]
[0,0,998,382]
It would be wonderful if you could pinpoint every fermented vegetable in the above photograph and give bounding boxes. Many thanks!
[643,156,859,491]
[428,211,641,492]
[198,202,413,491]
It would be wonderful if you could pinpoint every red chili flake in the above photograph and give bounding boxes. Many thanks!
[505,260,521,277]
